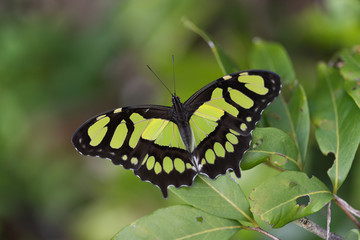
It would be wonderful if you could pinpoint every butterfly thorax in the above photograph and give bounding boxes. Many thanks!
[72,70,282,198]
[171,96,195,153]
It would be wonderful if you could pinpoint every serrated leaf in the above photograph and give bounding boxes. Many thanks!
[113,205,240,240]
[338,46,360,108]
[345,229,360,240]
[250,39,295,85]
[250,40,310,169]
[241,127,299,170]
[172,175,253,224]
[312,63,360,193]
[249,171,333,228]
[182,17,239,74]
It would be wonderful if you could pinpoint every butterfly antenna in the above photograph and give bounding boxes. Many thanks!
[147,65,174,97]
[172,54,176,96]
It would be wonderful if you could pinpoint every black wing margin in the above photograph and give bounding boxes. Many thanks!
[72,105,197,198]
[185,70,281,179]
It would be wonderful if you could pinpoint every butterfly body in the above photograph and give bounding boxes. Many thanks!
[171,96,194,152]
[72,70,281,197]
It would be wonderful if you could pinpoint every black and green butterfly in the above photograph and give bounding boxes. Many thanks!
[72,70,281,198]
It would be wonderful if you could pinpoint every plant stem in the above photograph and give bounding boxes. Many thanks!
[294,218,343,240]
[327,202,331,240]
[334,194,360,229]
[247,227,280,240]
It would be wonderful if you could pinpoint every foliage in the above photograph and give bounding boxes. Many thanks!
[1,1,360,240]
[112,20,360,240]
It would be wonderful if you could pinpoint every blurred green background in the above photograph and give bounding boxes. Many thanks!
[1,0,359,239]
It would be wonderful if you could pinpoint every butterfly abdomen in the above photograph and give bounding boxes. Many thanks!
[72,70,281,198]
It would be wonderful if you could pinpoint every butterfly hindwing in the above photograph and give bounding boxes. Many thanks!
[192,122,251,179]
[133,145,196,198]
[72,70,281,198]
[72,106,197,198]
[185,70,281,179]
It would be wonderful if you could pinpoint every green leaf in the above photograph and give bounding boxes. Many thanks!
[338,46,360,108]
[172,175,254,224]
[250,40,310,169]
[113,205,241,240]
[266,85,310,168]
[182,17,239,75]
[312,63,360,193]
[250,39,295,85]
[286,85,310,166]
[241,128,300,170]
[345,229,360,240]
[249,171,333,228]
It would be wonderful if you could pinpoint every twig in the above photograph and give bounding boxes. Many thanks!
[327,201,331,240]
[334,194,360,229]
[247,227,280,240]
[294,217,343,240]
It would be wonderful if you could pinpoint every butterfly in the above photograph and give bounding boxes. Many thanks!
[72,70,281,198]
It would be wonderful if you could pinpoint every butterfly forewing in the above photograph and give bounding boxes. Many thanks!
[72,106,197,198]
[185,70,281,179]
[72,70,281,198]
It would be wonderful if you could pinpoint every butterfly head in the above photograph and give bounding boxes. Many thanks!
[171,95,182,107]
